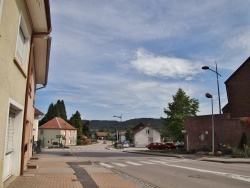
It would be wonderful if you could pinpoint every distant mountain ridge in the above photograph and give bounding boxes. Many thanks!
[83,118,162,132]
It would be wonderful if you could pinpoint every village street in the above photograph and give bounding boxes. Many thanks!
[70,141,250,188]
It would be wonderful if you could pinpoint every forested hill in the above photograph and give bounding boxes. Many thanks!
[83,118,163,132]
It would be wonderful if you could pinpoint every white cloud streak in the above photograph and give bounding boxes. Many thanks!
[131,49,202,79]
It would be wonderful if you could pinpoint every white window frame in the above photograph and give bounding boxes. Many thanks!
[0,0,3,24]
[14,12,30,74]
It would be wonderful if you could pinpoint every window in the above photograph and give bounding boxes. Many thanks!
[14,13,30,74]
[5,111,15,154]
[16,28,25,62]
[146,129,150,134]
[0,0,3,24]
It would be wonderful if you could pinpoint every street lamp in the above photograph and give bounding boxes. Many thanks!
[113,113,122,141]
[202,62,224,154]
[113,113,122,122]
[205,93,214,154]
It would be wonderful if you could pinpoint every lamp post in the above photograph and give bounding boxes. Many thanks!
[113,113,122,141]
[205,93,214,154]
[202,62,224,155]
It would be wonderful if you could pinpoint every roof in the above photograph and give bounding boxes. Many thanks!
[132,123,159,135]
[96,132,108,137]
[26,0,52,86]
[34,108,44,116]
[26,0,52,33]
[39,117,77,130]
[132,122,146,132]
[225,56,250,84]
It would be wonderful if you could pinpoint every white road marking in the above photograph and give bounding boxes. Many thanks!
[100,163,113,168]
[138,161,156,164]
[112,162,127,167]
[126,161,143,166]
[160,159,188,163]
[148,160,168,164]
[163,163,250,183]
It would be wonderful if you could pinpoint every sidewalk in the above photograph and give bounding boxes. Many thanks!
[5,148,142,188]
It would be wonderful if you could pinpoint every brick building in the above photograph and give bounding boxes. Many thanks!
[223,57,250,118]
[184,57,250,151]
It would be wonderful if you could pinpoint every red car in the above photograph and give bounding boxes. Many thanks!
[164,142,176,150]
[146,142,170,150]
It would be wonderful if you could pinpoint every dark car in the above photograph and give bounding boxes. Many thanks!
[175,142,184,149]
[164,142,176,150]
[146,142,170,150]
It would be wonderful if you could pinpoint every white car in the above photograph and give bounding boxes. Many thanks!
[123,142,129,148]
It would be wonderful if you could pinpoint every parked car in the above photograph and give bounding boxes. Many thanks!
[164,142,176,150]
[175,142,184,149]
[123,142,129,148]
[146,142,170,150]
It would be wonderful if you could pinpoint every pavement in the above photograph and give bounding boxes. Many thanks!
[5,145,250,188]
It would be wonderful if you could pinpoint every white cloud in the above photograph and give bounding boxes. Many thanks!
[131,49,202,79]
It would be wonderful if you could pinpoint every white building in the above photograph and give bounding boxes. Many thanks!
[132,123,161,147]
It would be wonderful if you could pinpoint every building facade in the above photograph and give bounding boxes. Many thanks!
[0,0,52,187]
[184,57,250,152]
[223,57,250,118]
[38,117,77,147]
[132,123,161,147]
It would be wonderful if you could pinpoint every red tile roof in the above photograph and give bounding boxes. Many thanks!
[39,117,77,130]
[34,108,44,116]
[95,132,108,137]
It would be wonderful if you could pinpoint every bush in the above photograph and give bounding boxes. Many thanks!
[232,147,250,158]
[238,132,248,150]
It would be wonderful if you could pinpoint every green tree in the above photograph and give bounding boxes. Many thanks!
[39,100,68,126]
[125,129,133,143]
[70,111,83,141]
[39,103,55,126]
[238,132,248,150]
[83,120,91,137]
[162,88,199,141]
[56,100,67,120]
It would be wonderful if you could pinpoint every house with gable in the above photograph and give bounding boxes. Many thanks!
[39,117,77,147]
[0,0,52,186]
[132,123,161,147]
[184,57,250,151]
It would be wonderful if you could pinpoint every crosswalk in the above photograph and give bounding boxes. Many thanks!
[71,148,106,151]
[99,158,188,168]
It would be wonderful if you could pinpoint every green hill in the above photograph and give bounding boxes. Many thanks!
[83,118,163,132]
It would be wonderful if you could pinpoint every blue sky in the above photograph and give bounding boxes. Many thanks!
[36,0,250,121]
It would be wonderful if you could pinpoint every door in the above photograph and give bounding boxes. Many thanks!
[3,111,15,181]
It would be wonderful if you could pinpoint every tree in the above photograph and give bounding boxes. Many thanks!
[56,100,67,121]
[39,100,67,126]
[82,120,91,137]
[125,129,133,143]
[39,103,55,126]
[238,132,248,150]
[162,88,199,141]
[70,111,83,141]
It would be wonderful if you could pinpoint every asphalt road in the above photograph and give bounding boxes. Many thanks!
[70,142,250,188]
